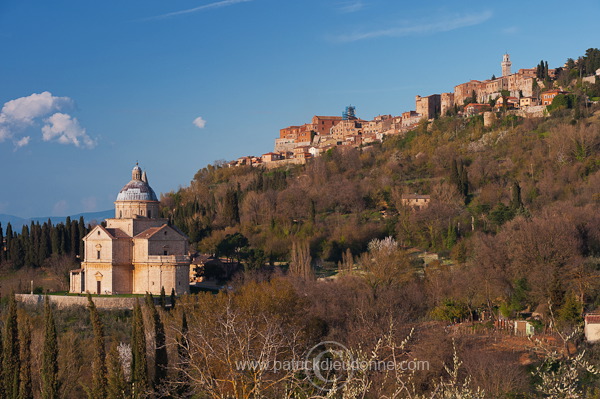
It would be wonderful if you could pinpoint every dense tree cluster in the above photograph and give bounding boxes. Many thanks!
[0,217,88,271]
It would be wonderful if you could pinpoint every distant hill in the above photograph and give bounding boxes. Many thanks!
[0,209,114,230]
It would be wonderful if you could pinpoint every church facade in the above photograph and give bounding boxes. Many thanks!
[69,164,190,295]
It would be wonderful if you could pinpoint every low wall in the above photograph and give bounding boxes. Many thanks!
[16,294,140,310]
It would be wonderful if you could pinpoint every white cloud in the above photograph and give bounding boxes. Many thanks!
[332,10,493,42]
[148,0,253,20]
[42,113,96,148]
[14,136,30,148]
[81,196,98,212]
[502,26,519,35]
[52,200,69,216]
[1,91,72,125]
[193,116,207,129]
[337,1,364,13]
[0,91,95,149]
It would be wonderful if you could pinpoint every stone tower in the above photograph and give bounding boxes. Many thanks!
[501,53,512,77]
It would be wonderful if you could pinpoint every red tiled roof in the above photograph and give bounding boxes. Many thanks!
[105,228,130,239]
[585,314,600,324]
[134,226,166,239]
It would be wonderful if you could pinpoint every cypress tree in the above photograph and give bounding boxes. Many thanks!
[145,293,168,387]
[78,216,86,258]
[50,225,60,255]
[39,223,51,265]
[0,306,4,399]
[19,319,33,399]
[510,181,523,211]
[170,288,176,310]
[41,297,59,399]
[159,287,166,310]
[3,291,20,399]
[460,166,469,198]
[106,342,127,399]
[0,222,4,263]
[450,159,460,188]
[131,300,148,398]
[5,223,13,262]
[87,294,107,399]
[70,221,79,258]
[176,311,190,397]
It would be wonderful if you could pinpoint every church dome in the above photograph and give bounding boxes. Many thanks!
[116,164,158,202]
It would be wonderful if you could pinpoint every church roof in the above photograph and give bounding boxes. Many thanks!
[105,228,130,239]
[134,226,165,239]
[116,164,158,202]
[85,225,130,240]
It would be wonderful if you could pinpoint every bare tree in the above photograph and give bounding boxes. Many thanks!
[289,240,312,279]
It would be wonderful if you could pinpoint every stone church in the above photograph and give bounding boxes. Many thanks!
[70,164,190,295]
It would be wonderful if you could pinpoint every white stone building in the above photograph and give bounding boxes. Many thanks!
[70,164,190,295]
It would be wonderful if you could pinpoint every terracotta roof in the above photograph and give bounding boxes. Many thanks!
[91,225,121,240]
[105,228,130,239]
[134,226,166,239]
[585,314,600,324]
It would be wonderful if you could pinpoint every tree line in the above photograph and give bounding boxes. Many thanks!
[0,217,88,270]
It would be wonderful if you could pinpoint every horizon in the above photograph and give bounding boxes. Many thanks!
[1,0,599,218]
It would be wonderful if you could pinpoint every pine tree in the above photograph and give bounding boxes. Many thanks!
[145,294,168,388]
[106,342,127,399]
[18,320,33,399]
[87,294,107,399]
[3,291,20,399]
[41,297,59,399]
[131,300,148,398]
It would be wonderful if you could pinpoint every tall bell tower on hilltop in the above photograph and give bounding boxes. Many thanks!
[501,53,512,77]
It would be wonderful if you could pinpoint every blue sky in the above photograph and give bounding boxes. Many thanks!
[1,0,599,217]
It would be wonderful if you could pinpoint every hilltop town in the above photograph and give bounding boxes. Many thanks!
[230,53,600,168]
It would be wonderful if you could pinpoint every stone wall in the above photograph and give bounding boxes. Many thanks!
[16,293,142,309]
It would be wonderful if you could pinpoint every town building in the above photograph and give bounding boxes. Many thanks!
[310,115,343,135]
[69,164,190,295]
[465,103,491,116]
[585,314,600,342]
[416,94,441,119]
[401,194,431,210]
[519,96,540,108]
[541,89,567,106]
[262,152,284,162]
[440,92,455,116]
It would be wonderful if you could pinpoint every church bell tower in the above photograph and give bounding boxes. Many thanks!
[501,53,512,77]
